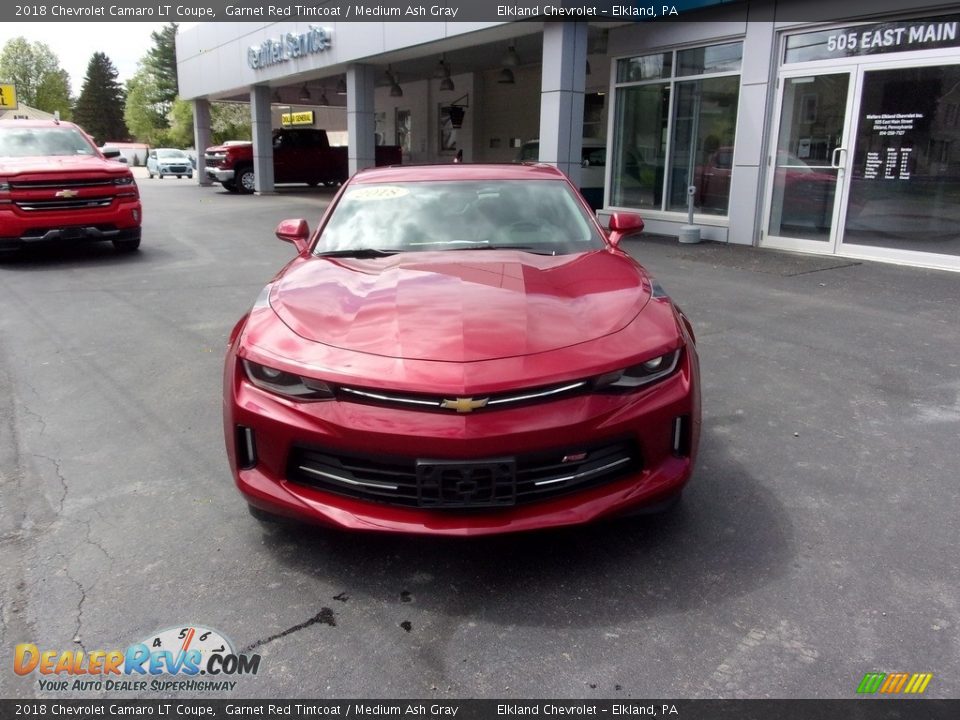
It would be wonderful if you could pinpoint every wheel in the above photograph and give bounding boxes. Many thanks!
[176,175,182,179]
[222,181,238,193]
[186,173,193,180]
[248,504,283,524]
[237,166,256,194]
[148,172,154,179]
[112,237,141,252]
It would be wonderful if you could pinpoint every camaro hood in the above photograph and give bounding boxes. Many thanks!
[269,250,651,362]
[0,155,128,177]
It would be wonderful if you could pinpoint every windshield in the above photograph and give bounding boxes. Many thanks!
[316,179,605,256]
[156,149,187,158]
[0,126,97,158]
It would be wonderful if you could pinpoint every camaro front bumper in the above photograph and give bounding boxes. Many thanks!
[223,319,701,536]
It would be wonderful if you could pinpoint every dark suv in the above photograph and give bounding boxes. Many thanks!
[0,120,142,256]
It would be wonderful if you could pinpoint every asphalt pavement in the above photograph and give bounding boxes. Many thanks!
[0,175,958,700]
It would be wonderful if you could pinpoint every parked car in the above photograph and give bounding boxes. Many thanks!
[0,119,142,256]
[223,163,700,535]
[518,138,607,210]
[146,148,193,179]
[204,129,402,193]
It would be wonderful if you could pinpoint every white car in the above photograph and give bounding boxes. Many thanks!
[146,148,193,179]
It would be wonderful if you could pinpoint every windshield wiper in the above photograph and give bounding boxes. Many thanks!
[316,248,397,258]
[445,244,557,255]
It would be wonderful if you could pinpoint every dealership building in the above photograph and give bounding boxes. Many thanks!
[176,0,960,271]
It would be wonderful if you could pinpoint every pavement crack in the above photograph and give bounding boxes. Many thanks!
[31,453,67,514]
[61,559,89,654]
[240,608,336,654]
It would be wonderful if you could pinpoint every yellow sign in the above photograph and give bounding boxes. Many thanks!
[0,84,18,110]
[280,111,314,127]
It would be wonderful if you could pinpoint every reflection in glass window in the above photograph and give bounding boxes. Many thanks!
[668,76,740,214]
[677,42,743,76]
[845,65,960,257]
[610,84,670,209]
[616,53,672,83]
[611,42,742,215]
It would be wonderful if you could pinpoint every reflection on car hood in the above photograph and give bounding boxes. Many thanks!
[270,250,651,362]
[0,155,128,176]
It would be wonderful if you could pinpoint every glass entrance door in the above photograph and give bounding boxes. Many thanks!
[840,63,960,267]
[764,71,855,251]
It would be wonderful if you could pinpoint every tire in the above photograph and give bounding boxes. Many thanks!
[237,165,256,194]
[222,181,239,193]
[176,175,182,179]
[148,172,154,179]
[112,237,141,252]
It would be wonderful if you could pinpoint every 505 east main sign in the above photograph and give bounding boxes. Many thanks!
[248,26,332,70]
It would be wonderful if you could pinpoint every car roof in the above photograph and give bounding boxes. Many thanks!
[352,163,568,184]
[0,119,81,129]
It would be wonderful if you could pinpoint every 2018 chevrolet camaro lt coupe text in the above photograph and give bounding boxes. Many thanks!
[223,164,701,535]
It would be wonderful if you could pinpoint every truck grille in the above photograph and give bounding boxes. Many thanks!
[286,440,641,509]
[16,197,114,211]
[9,178,117,190]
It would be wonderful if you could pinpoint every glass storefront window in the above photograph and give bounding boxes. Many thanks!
[612,42,742,215]
[616,52,672,83]
[610,84,670,209]
[668,76,740,214]
[677,42,743,76]
[845,65,960,257]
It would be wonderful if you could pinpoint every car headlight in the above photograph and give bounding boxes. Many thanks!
[593,349,681,390]
[242,360,335,400]
[113,176,135,186]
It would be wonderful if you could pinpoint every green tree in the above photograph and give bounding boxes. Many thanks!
[0,37,72,113]
[211,103,251,145]
[73,53,127,144]
[144,23,179,119]
[124,66,166,144]
[167,97,196,148]
[34,68,73,119]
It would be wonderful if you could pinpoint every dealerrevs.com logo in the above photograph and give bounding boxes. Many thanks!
[856,672,934,695]
[14,625,260,693]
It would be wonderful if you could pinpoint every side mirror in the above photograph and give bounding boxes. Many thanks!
[275,218,310,254]
[102,148,120,159]
[607,212,645,249]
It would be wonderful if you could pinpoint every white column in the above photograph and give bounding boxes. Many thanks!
[347,65,376,176]
[250,85,275,195]
[539,22,588,188]
[192,98,212,186]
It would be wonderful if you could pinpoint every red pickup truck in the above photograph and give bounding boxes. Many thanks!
[204,129,402,193]
[0,119,142,256]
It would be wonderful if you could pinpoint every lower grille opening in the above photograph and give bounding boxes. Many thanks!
[236,426,257,469]
[672,415,691,457]
[287,440,642,510]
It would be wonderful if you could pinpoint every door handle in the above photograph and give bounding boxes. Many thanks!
[831,147,847,169]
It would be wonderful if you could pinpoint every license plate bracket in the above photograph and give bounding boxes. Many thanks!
[415,458,516,508]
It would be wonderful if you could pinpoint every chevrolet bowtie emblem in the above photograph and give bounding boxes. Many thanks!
[55,189,79,198]
[440,397,489,413]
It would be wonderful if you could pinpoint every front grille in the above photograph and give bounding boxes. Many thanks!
[161,165,189,173]
[16,197,113,211]
[10,178,116,190]
[287,440,641,509]
[336,378,590,414]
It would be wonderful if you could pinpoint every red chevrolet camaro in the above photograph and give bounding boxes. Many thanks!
[223,163,700,535]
